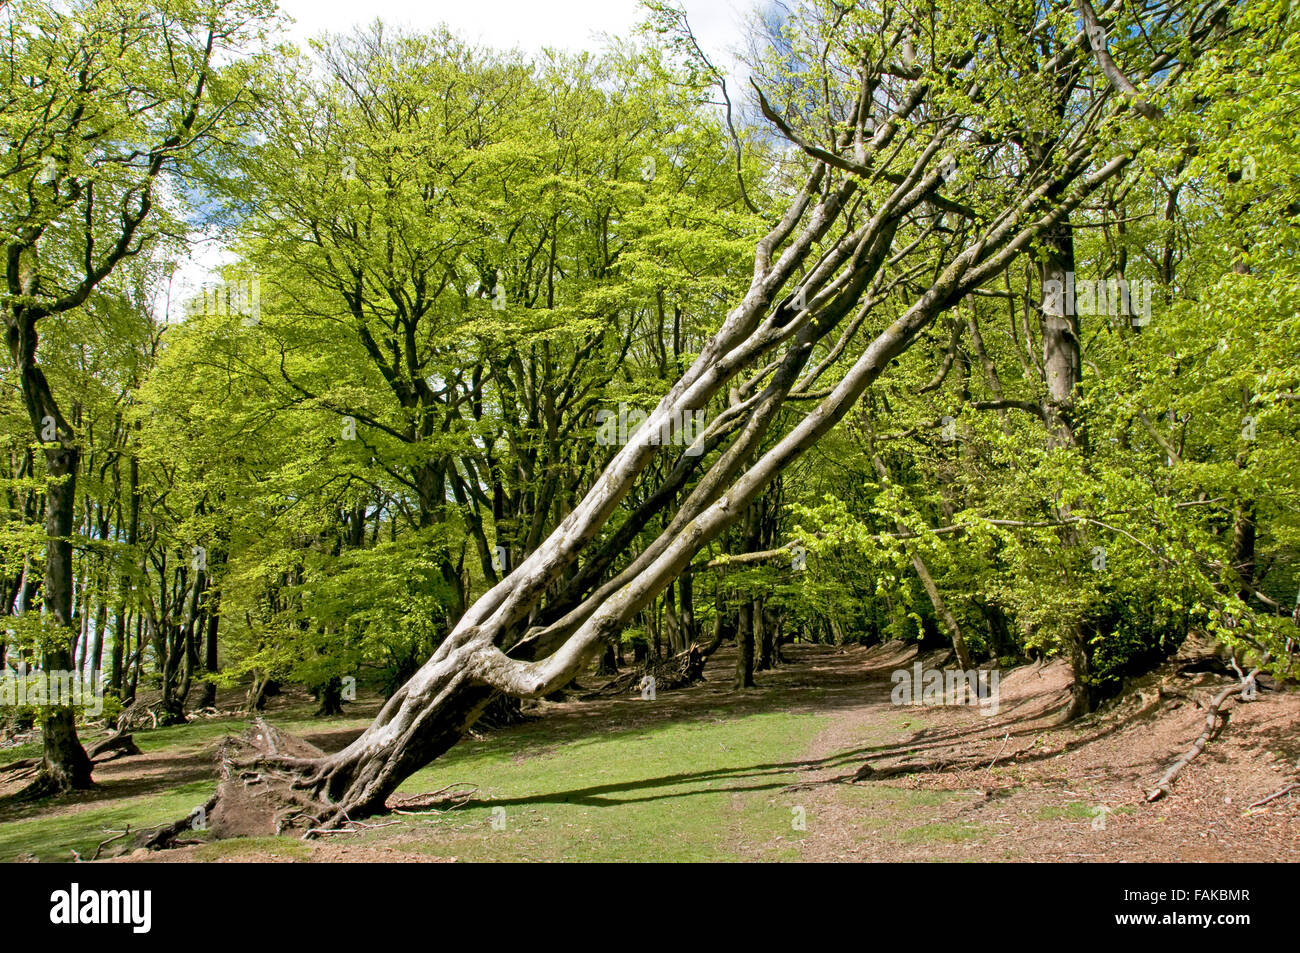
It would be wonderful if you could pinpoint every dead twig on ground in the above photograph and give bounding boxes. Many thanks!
[1249,782,1298,809]
[986,731,1011,774]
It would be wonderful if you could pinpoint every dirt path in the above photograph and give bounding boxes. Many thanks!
[785,643,1300,861]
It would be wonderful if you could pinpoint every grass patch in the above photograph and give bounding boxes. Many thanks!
[382,709,829,862]
[897,821,988,844]
[0,779,215,862]
[1036,801,1100,821]
[0,740,41,766]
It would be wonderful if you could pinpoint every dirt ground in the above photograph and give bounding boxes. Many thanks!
[778,642,1300,861]
[4,640,1297,862]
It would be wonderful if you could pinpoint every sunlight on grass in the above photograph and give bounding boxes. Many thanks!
[1036,801,1098,821]
[0,779,215,862]
[373,710,829,861]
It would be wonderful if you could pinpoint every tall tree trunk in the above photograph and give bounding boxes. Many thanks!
[30,443,93,793]
[200,592,220,708]
[110,607,128,699]
[595,641,618,676]
[736,600,756,689]
[125,612,144,705]
[7,267,93,789]
[1037,196,1093,721]
[755,597,774,671]
[663,581,683,654]
[87,588,108,685]
[315,676,345,716]
[679,565,697,646]
[111,452,140,699]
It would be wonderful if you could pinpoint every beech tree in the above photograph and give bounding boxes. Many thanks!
[195,0,1246,833]
[0,0,271,793]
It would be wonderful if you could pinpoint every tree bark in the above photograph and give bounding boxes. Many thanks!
[27,442,94,793]
[736,599,756,688]
[5,291,93,793]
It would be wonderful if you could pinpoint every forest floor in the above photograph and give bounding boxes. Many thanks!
[1,641,1297,862]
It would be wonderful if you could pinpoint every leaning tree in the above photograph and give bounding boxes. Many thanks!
[204,0,1242,835]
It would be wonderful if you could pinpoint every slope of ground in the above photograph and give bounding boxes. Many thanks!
[1,643,1295,862]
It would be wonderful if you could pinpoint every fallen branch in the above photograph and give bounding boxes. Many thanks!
[1145,666,1263,803]
[389,783,480,815]
[1248,782,1298,809]
[986,731,1011,774]
[92,827,132,861]
[305,819,401,836]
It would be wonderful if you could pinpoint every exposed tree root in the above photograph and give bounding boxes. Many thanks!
[475,693,530,730]
[85,731,141,762]
[2,732,139,787]
[146,681,499,846]
[581,644,706,698]
[92,827,133,861]
[140,719,332,850]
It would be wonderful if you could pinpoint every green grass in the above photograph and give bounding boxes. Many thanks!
[0,779,215,862]
[0,706,830,862]
[897,821,989,844]
[0,740,41,766]
[349,709,831,862]
[1036,800,1103,821]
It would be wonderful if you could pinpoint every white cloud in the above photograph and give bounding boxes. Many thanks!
[275,0,756,73]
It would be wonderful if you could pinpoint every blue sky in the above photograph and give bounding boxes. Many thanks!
[163,0,762,319]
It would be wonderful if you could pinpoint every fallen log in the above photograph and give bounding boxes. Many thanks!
[86,732,142,763]
[1145,666,1262,803]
